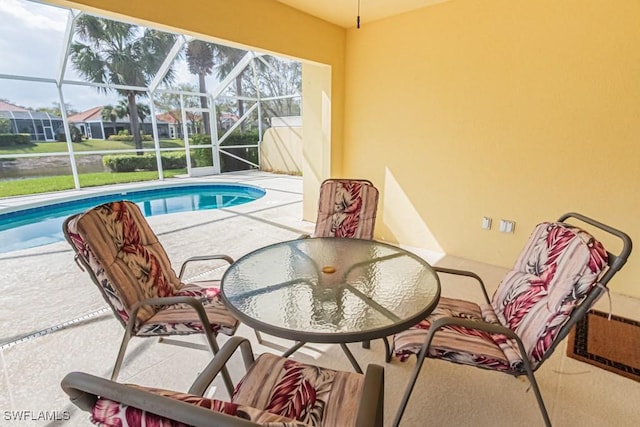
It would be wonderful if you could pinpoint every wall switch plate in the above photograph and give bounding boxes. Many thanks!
[482,217,492,230]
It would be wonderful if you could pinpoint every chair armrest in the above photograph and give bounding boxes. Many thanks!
[129,296,221,337]
[355,363,384,427]
[432,266,491,304]
[188,337,255,396]
[179,255,234,280]
[61,372,260,427]
[422,316,529,368]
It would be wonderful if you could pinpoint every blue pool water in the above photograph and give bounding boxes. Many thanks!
[0,183,265,253]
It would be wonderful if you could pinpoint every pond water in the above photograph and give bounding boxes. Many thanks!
[0,155,106,179]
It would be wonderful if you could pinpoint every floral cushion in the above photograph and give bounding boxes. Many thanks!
[137,283,237,336]
[91,388,309,427]
[393,222,608,372]
[232,354,365,427]
[66,201,238,335]
[66,214,129,326]
[75,201,183,323]
[393,297,517,371]
[89,353,365,427]
[313,180,379,239]
[492,222,607,367]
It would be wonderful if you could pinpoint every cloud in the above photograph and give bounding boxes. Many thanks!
[0,0,67,32]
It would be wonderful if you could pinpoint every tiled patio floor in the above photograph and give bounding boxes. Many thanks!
[1,171,638,426]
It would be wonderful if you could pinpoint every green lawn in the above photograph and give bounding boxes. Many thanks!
[0,169,186,198]
[0,138,184,154]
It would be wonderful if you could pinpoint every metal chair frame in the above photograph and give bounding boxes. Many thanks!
[62,337,385,427]
[393,212,632,427]
[63,204,239,394]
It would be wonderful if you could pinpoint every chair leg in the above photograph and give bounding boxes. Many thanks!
[383,337,391,362]
[111,331,132,381]
[202,331,235,397]
[392,353,428,427]
[524,370,552,427]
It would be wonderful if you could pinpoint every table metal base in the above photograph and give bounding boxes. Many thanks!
[282,341,363,374]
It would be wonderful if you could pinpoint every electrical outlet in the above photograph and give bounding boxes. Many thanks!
[500,219,515,233]
[505,220,515,233]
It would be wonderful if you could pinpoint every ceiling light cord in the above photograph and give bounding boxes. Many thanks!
[357,0,361,29]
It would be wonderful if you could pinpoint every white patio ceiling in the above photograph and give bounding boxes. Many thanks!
[276,0,450,28]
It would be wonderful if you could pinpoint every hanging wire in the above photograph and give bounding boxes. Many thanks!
[357,0,361,29]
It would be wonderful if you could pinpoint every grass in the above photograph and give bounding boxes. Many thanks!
[0,139,189,198]
[0,169,186,198]
[0,139,184,155]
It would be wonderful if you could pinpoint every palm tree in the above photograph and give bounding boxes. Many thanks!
[186,40,214,134]
[101,103,127,137]
[117,98,150,125]
[69,15,176,154]
[136,102,151,124]
[213,45,248,129]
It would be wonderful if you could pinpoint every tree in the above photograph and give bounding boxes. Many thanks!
[154,83,200,138]
[117,98,150,124]
[0,118,11,133]
[252,56,302,124]
[36,102,77,117]
[213,45,248,130]
[101,103,127,136]
[186,40,214,134]
[69,15,176,154]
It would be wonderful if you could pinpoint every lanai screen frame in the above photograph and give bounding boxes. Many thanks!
[0,0,301,190]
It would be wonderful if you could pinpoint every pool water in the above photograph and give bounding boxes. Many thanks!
[0,183,265,253]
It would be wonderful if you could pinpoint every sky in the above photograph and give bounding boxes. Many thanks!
[0,0,205,113]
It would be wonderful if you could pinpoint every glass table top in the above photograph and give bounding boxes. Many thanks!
[221,238,441,343]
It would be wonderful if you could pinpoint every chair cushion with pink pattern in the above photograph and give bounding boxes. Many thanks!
[232,353,365,427]
[393,222,608,372]
[91,387,310,427]
[313,179,379,240]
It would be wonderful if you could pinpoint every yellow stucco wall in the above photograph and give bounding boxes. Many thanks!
[48,0,640,297]
[344,0,640,297]
[260,127,303,175]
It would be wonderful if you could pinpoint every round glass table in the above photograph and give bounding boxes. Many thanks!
[221,237,441,370]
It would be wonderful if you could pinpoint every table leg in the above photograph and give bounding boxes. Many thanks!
[340,343,363,374]
[282,341,306,357]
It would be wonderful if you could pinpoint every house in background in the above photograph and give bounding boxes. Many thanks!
[154,111,240,140]
[155,112,180,139]
[68,106,171,140]
[0,100,62,141]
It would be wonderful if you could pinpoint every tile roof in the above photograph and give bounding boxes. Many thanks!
[0,100,29,112]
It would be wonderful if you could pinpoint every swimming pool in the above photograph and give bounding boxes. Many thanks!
[0,183,265,254]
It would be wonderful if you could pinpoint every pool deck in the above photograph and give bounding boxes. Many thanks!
[1,170,639,426]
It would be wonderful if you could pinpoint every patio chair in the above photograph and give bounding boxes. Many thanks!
[62,336,385,427]
[63,200,239,394]
[391,212,632,427]
[310,178,379,239]
[299,178,383,353]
